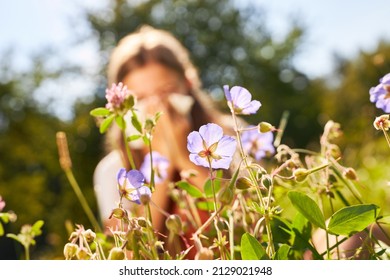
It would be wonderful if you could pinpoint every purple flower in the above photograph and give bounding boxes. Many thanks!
[187,123,237,169]
[105,82,133,112]
[117,168,151,204]
[140,152,170,184]
[223,85,261,115]
[241,126,275,161]
[0,196,5,212]
[369,73,390,113]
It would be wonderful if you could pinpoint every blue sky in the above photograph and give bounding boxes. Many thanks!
[1,0,389,119]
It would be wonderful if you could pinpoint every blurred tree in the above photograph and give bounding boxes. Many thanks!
[86,0,323,148]
[0,54,102,259]
[316,42,390,213]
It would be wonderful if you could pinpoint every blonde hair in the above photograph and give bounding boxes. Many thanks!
[107,25,201,90]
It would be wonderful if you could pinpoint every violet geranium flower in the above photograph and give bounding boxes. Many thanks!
[187,123,236,169]
[369,73,390,113]
[140,152,170,184]
[117,168,151,204]
[105,82,134,112]
[241,126,275,161]
[223,85,261,115]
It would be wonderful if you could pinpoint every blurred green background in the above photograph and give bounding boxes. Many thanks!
[1,0,390,259]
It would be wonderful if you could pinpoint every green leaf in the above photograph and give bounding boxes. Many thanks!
[90,107,110,117]
[0,213,9,223]
[131,114,143,133]
[99,114,115,134]
[31,220,44,236]
[6,233,20,243]
[175,181,204,198]
[195,201,214,211]
[203,179,221,198]
[0,223,4,236]
[127,135,142,142]
[273,244,291,260]
[240,233,268,260]
[287,191,326,229]
[327,204,379,236]
[115,115,126,130]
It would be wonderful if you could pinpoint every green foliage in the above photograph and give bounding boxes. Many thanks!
[327,204,379,236]
[240,232,268,260]
[288,191,326,229]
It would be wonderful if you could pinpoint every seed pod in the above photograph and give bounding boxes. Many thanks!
[108,247,125,260]
[63,243,78,260]
[235,177,253,190]
[165,214,183,235]
[293,168,310,182]
[343,167,358,181]
[258,122,274,133]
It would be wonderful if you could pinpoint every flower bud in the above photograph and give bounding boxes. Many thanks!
[217,186,234,205]
[76,247,90,260]
[195,247,214,260]
[63,243,78,260]
[140,193,151,205]
[7,211,17,223]
[235,177,253,190]
[258,122,274,133]
[343,167,358,181]
[293,168,310,182]
[108,247,125,260]
[137,217,147,228]
[261,175,272,189]
[110,208,128,220]
[328,144,341,159]
[165,214,183,235]
[83,229,96,243]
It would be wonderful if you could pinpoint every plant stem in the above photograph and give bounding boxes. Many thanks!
[123,129,136,170]
[65,169,102,233]
[230,109,275,257]
[382,128,390,149]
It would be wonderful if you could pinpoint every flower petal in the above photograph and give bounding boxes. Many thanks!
[223,85,232,102]
[189,154,210,168]
[199,123,223,147]
[126,170,145,189]
[214,135,236,157]
[116,168,127,186]
[230,86,251,107]
[210,157,234,169]
[187,131,204,153]
[241,100,261,115]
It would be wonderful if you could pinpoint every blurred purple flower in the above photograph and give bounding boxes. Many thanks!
[369,73,390,113]
[105,82,133,112]
[223,85,261,115]
[140,152,170,184]
[187,123,236,169]
[0,196,5,212]
[241,126,275,161]
[117,168,151,204]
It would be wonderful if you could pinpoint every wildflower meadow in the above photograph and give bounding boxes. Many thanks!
[1,74,390,261]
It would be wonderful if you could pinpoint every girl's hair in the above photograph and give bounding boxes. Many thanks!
[108,25,201,90]
[105,25,230,166]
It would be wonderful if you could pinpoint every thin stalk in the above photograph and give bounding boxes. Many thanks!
[65,169,102,233]
[230,110,274,257]
[382,128,390,149]
[122,129,136,170]
[24,245,30,260]
[145,203,159,259]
